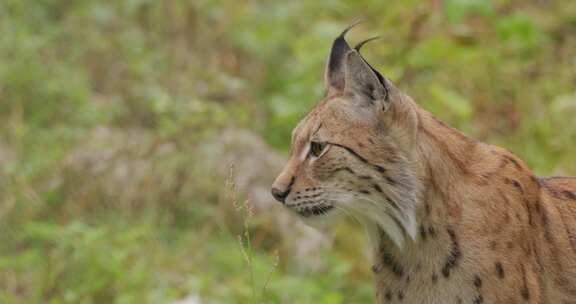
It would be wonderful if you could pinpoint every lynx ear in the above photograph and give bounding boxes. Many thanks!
[343,50,389,109]
[324,21,362,93]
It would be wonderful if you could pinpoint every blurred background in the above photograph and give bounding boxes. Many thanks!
[0,0,575,303]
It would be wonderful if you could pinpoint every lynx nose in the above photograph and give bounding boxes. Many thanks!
[271,187,290,204]
[272,170,295,204]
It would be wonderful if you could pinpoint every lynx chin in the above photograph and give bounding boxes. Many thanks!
[271,23,576,303]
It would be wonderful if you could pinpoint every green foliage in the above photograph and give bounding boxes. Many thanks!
[0,0,575,303]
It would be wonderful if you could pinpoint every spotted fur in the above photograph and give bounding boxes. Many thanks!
[271,26,576,303]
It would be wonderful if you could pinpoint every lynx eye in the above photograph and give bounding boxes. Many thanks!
[310,141,327,158]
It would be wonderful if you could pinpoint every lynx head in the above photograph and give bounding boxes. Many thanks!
[271,23,422,247]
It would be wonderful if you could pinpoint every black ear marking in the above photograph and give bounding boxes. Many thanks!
[325,20,393,109]
[325,20,364,92]
[366,62,389,104]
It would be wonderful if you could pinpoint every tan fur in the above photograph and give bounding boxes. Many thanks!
[271,31,576,303]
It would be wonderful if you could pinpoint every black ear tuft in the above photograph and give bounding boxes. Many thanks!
[354,36,381,52]
[325,20,364,92]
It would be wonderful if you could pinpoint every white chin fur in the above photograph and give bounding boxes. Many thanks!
[299,207,342,230]
[372,209,417,249]
[342,195,418,250]
[356,206,415,249]
[297,207,412,249]
[295,194,418,250]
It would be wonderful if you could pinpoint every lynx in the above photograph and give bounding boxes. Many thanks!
[271,23,576,303]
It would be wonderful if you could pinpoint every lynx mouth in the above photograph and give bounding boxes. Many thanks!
[294,203,334,217]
